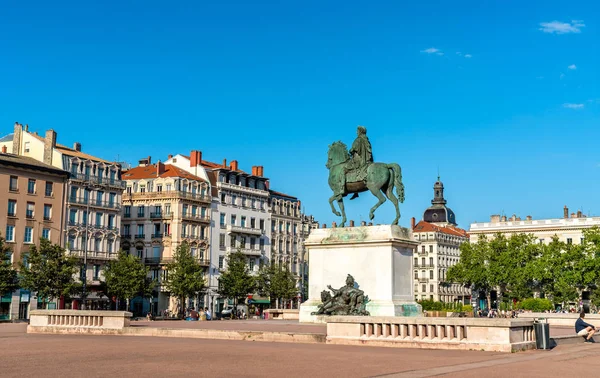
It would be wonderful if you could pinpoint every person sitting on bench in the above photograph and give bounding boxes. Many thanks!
[575,311,596,343]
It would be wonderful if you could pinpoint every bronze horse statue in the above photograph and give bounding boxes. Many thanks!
[326,141,404,226]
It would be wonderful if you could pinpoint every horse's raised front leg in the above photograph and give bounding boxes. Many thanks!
[329,194,341,217]
[337,198,346,227]
[368,186,387,221]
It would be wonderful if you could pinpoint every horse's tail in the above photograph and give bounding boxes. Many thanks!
[386,163,405,203]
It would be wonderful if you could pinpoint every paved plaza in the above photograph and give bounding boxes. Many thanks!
[3,321,600,377]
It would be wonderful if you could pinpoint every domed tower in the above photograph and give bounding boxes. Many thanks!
[423,176,457,226]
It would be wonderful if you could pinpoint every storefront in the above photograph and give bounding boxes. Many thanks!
[0,293,11,320]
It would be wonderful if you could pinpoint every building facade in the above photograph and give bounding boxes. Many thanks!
[469,206,600,245]
[2,122,124,310]
[166,151,271,314]
[269,190,319,306]
[412,178,470,303]
[121,157,211,315]
[0,146,69,320]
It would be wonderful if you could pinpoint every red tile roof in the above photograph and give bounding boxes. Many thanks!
[413,221,468,237]
[122,164,206,181]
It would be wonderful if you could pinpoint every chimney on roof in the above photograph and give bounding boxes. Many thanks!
[43,129,57,165]
[12,122,22,154]
[349,220,355,227]
[168,154,173,160]
[526,215,532,221]
[138,156,151,167]
[501,215,507,222]
[571,212,576,218]
[564,205,569,219]
[577,210,583,218]
[223,158,227,168]
[190,150,202,167]
[73,142,81,152]
[157,160,165,176]
[25,124,29,132]
[33,131,38,136]
[1,145,6,154]
[147,156,151,165]
[411,217,416,229]
[230,160,238,171]
[490,214,500,222]
[255,166,263,177]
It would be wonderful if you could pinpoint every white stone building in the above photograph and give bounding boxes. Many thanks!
[411,178,470,303]
[469,206,600,245]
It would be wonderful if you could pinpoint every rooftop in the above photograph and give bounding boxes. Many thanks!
[0,152,69,176]
[123,163,206,182]
[269,190,298,201]
[413,221,468,238]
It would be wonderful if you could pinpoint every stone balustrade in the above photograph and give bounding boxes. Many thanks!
[326,316,536,352]
[518,312,600,328]
[28,310,132,333]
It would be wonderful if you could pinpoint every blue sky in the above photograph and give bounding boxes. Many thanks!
[1,1,598,228]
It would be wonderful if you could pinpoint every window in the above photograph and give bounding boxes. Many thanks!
[124,206,131,217]
[220,213,226,226]
[421,257,425,266]
[137,225,144,236]
[230,235,236,247]
[260,219,265,230]
[259,238,265,249]
[414,257,418,267]
[165,204,171,214]
[140,186,146,193]
[241,216,246,227]
[429,257,434,266]
[93,265,100,280]
[95,238,101,252]
[68,235,76,250]
[43,204,52,220]
[250,237,256,249]
[421,246,425,253]
[69,209,77,224]
[26,202,34,218]
[430,284,434,292]
[5,225,14,242]
[414,271,418,279]
[123,224,130,236]
[107,239,113,253]
[429,270,433,279]
[191,247,197,257]
[182,204,188,216]
[24,227,33,243]
[218,256,224,269]
[249,258,255,271]
[9,176,18,191]
[96,191,104,205]
[7,200,16,216]
[70,186,78,201]
[221,193,226,204]
[96,212,102,226]
[231,215,236,225]
[232,195,237,205]
[219,234,226,248]
[240,236,246,248]
[156,184,162,192]
[422,284,426,292]
[82,210,88,225]
[28,179,36,194]
[567,238,573,245]
[166,183,172,192]
[45,182,53,197]
[24,141,30,152]
[83,188,90,203]
[138,205,145,217]
[109,193,116,206]
[429,245,433,253]
[201,207,206,217]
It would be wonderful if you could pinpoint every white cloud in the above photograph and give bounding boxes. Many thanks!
[568,64,577,70]
[539,20,585,34]
[464,54,472,58]
[421,47,441,54]
[436,52,444,56]
[563,103,584,109]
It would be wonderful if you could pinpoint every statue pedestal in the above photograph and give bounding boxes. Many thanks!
[299,225,422,323]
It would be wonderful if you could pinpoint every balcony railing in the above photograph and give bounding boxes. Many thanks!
[217,182,269,197]
[151,233,163,238]
[68,250,118,260]
[122,234,132,239]
[418,278,430,283]
[123,213,131,218]
[226,225,263,236]
[70,172,126,189]
[122,190,211,203]
[414,263,434,268]
[68,196,121,210]
[144,257,161,265]
[135,234,145,239]
[226,246,263,256]
[182,213,210,222]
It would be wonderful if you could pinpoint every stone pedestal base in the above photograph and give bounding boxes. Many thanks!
[299,225,422,323]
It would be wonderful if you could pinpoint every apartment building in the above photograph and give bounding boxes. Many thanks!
[0,146,69,320]
[121,157,211,315]
[2,122,123,309]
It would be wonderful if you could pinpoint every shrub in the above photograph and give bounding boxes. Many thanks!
[517,298,553,312]
[462,305,473,313]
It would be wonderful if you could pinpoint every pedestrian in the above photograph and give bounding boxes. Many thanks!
[575,311,596,343]
[205,307,211,321]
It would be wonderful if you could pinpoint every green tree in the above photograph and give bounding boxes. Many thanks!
[271,265,298,309]
[19,238,79,304]
[164,243,206,317]
[103,251,154,311]
[218,250,255,316]
[0,235,19,296]
[447,236,491,306]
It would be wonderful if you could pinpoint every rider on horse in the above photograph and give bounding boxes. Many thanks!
[347,126,373,199]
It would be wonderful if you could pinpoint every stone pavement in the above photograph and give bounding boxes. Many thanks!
[2,322,599,377]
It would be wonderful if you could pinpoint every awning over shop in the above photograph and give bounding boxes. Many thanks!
[248,299,271,304]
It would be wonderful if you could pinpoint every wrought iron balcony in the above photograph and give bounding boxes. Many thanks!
[135,234,146,239]
[226,225,263,236]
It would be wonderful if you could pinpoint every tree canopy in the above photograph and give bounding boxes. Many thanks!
[0,235,19,295]
[218,250,255,307]
[164,243,206,313]
[19,238,79,301]
[256,262,298,308]
[103,251,153,307]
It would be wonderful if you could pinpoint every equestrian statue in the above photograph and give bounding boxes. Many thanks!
[326,126,405,226]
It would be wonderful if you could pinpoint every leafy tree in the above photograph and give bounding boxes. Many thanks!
[103,251,154,310]
[19,238,79,303]
[0,235,19,295]
[218,250,255,316]
[447,236,492,306]
[271,265,298,308]
[164,243,206,317]
[517,298,554,312]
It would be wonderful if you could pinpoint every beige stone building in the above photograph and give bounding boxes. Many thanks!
[0,146,69,320]
[2,122,124,310]
[121,157,211,315]
[469,206,600,245]
[269,190,319,306]
[412,178,470,303]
